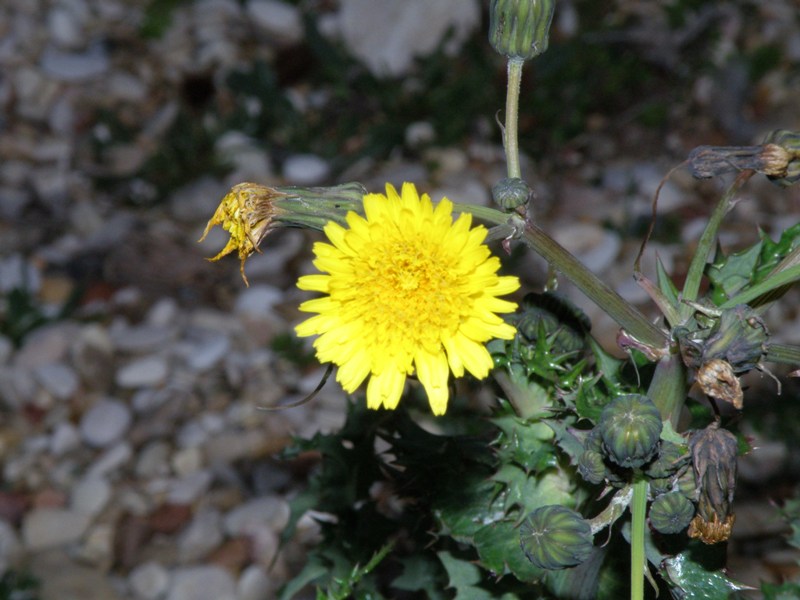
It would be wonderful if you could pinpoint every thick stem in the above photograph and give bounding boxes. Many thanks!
[630,479,648,600]
[504,58,525,179]
[646,353,687,427]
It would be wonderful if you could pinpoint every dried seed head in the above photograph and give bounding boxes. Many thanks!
[696,358,743,408]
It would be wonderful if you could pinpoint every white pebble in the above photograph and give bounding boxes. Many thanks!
[71,477,112,516]
[234,284,282,318]
[86,441,133,479]
[116,355,169,388]
[80,399,132,448]
[185,336,229,372]
[237,565,275,600]
[166,566,236,600]
[246,0,303,44]
[50,421,81,456]
[282,153,330,185]
[129,561,171,600]
[167,470,213,504]
[40,43,110,81]
[34,362,80,400]
[136,441,173,479]
[178,509,224,562]
[22,508,91,552]
[223,496,290,536]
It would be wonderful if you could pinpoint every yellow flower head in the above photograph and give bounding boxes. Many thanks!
[295,182,520,415]
[199,183,286,285]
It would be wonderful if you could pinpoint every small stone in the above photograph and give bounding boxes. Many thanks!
[178,508,224,562]
[184,335,230,372]
[135,441,172,479]
[29,549,124,600]
[70,324,114,391]
[0,335,13,364]
[166,566,236,600]
[109,321,174,353]
[237,565,275,600]
[40,43,110,81]
[71,477,112,516]
[129,561,171,600]
[146,297,181,328]
[167,470,213,505]
[234,284,282,318]
[405,121,435,148]
[282,154,330,185]
[80,399,132,448]
[74,523,115,569]
[34,362,80,400]
[246,1,303,45]
[47,6,85,49]
[22,508,91,551]
[86,441,133,479]
[223,496,290,537]
[15,322,77,369]
[50,422,80,456]
[552,223,622,274]
[171,447,203,476]
[116,356,169,388]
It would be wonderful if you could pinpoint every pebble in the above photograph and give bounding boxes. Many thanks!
[183,335,230,372]
[237,565,275,600]
[71,477,112,516]
[110,322,175,354]
[223,496,290,537]
[136,441,173,479]
[116,355,170,388]
[70,324,115,390]
[40,43,110,81]
[552,222,622,274]
[166,470,213,504]
[22,508,91,551]
[34,362,80,400]
[234,284,283,317]
[14,322,76,369]
[86,441,133,479]
[246,0,303,45]
[166,565,237,600]
[178,509,224,562]
[80,399,133,448]
[281,153,330,185]
[129,561,172,600]
[338,0,480,77]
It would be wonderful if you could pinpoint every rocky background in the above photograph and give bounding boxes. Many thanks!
[1,1,800,598]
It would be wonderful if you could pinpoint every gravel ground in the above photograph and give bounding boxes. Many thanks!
[2,1,800,598]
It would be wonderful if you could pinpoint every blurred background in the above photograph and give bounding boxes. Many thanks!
[1,1,800,598]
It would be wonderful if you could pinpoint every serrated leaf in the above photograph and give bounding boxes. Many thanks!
[474,519,547,583]
[662,552,753,598]
[437,551,523,600]
[391,555,448,599]
[762,581,800,600]
[706,242,762,304]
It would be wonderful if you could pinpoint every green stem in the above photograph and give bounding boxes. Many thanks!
[504,58,525,179]
[765,343,800,365]
[680,171,754,319]
[646,353,687,427]
[630,478,648,600]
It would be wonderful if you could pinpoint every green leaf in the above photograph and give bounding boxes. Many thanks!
[391,555,448,599]
[279,556,330,600]
[437,551,524,600]
[662,551,753,598]
[762,581,800,600]
[474,519,547,583]
[706,242,762,304]
[656,254,681,313]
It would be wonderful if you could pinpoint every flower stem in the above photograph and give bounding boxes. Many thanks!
[679,171,754,319]
[630,478,648,600]
[504,58,525,179]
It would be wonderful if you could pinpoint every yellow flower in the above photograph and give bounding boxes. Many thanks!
[199,183,286,285]
[295,182,520,415]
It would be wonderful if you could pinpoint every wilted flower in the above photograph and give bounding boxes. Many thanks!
[295,183,520,415]
[687,422,738,544]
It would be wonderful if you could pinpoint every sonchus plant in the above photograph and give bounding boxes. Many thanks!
[199,1,800,598]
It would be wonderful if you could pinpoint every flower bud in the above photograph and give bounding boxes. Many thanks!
[763,130,800,187]
[597,394,662,469]
[578,449,606,485]
[492,177,532,212]
[489,0,555,60]
[645,440,690,480]
[520,505,594,570]
[649,491,695,535]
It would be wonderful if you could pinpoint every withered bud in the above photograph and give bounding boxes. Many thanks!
[763,130,800,187]
[199,183,285,285]
[696,359,742,409]
[687,422,738,544]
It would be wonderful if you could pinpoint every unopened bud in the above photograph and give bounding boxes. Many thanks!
[492,177,532,212]
[489,0,555,60]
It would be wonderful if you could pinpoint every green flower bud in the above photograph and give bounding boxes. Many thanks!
[520,505,594,570]
[645,440,690,480]
[514,292,590,354]
[578,449,606,485]
[597,394,662,469]
[649,491,695,535]
[489,0,555,60]
[492,177,532,211]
